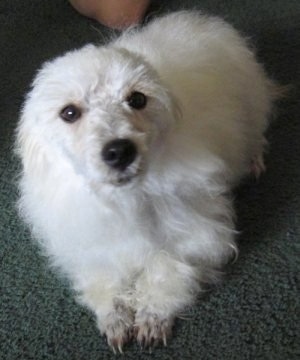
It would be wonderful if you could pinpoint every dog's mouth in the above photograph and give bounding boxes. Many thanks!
[113,172,139,186]
[88,167,141,193]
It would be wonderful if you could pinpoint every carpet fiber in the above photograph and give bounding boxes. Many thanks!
[1,1,299,359]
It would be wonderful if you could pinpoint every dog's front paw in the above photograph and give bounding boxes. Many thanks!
[102,303,135,353]
[134,311,174,348]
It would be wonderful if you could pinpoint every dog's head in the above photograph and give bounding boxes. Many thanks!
[17,45,179,191]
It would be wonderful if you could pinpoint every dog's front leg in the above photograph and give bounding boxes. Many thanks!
[77,276,134,353]
[134,251,198,347]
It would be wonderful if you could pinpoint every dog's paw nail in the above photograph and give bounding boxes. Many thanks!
[134,312,173,349]
[107,335,127,354]
[163,333,168,347]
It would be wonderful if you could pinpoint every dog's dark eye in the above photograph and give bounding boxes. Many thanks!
[126,91,147,110]
[60,104,82,123]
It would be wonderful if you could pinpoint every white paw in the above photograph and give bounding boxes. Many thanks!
[102,302,135,353]
[134,311,174,348]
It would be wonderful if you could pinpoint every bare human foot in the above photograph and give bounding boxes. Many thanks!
[69,0,151,29]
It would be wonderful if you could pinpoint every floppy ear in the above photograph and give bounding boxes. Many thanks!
[167,91,182,125]
[15,103,49,178]
[154,86,182,130]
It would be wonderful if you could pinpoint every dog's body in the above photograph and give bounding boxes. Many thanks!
[16,12,275,351]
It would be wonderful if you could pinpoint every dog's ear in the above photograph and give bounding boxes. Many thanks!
[154,87,182,130]
[15,103,49,178]
[168,92,182,124]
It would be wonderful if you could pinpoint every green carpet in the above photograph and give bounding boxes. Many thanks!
[1,1,299,359]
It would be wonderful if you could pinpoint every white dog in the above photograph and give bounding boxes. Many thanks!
[16,11,276,352]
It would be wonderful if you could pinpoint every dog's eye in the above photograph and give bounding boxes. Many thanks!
[60,104,82,123]
[126,91,147,110]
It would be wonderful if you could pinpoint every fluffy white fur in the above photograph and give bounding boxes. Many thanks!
[16,11,276,351]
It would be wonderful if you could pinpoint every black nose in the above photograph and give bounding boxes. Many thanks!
[101,139,137,171]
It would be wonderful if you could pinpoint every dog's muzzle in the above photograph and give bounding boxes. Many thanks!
[101,139,137,172]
